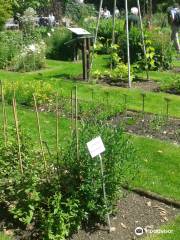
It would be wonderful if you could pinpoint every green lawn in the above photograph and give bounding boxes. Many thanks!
[0,56,180,117]
[0,232,11,240]
[0,104,71,150]
[144,215,180,240]
[132,135,180,201]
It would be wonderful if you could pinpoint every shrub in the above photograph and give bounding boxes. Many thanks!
[0,121,139,238]
[0,31,22,69]
[46,27,74,61]
[0,0,12,31]
[0,30,46,72]
[61,121,138,221]
[10,41,46,72]
[65,0,96,25]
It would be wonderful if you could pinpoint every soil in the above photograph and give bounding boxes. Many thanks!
[110,111,180,144]
[71,192,180,240]
[172,67,180,73]
[100,79,160,92]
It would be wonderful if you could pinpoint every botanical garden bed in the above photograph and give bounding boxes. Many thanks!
[71,191,180,240]
[110,111,180,144]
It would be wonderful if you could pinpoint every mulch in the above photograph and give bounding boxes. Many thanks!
[71,191,180,240]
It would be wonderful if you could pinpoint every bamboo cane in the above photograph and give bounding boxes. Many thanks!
[75,86,79,162]
[33,94,47,171]
[0,81,8,147]
[12,97,23,174]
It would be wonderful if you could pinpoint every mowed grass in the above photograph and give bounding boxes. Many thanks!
[0,104,71,150]
[131,135,180,201]
[0,56,180,117]
[0,104,179,201]
[0,233,11,240]
[144,215,180,240]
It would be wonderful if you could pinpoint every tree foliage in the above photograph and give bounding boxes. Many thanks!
[0,0,12,30]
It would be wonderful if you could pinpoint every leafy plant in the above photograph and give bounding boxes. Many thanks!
[61,120,139,222]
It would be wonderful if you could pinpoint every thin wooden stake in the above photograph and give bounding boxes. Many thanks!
[56,93,59,156]
[12,97,23,174]
[0,81,8,147]
[75,86,79,162]
[71,89,74,134]
[33,94,47,171]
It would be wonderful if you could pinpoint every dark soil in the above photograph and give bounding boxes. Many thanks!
[110,111,180,144]
[71,192,180,240]
[100,79,160,92]
[1,192,179,240]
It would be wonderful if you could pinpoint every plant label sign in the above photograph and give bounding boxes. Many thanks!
[87,136,105,158]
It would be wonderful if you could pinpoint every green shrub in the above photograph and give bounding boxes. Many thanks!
[0,31,22,69]
[0,0,12,31]
[0,122,139,238]
[62,121,138,221]
[65,0,96,25]
[0,30,46,72]
[46,28,74,61]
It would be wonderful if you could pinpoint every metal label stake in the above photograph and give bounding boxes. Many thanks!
[87,136,115,233]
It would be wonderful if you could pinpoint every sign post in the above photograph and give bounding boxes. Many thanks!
[87,136,115,233]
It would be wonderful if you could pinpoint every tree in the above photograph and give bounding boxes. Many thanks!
[0,0,12,30]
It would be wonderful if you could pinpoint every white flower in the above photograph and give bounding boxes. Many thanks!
[51,28,54,32]
[47,32,51,37]
[28,44,36,52]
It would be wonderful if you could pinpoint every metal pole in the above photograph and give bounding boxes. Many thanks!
[94,0,104,46]
[137,0,149,80]
[112,0,117,45]
[99,154,115,232]
[125,0,131,88]
[89,0,104,79]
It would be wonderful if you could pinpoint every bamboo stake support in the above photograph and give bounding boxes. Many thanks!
[75,86,79,162]
[56,93,59,157]
[71,89,74,134]
[33,94,47,171]
[0,81,8,147]
[12,97,23,174]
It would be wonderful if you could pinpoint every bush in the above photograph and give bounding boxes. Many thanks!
[0,30,46,72]
[61,121,138,221]
[0,121,138,238]
[0,31,22,69]
[65,0,97,25]
[0,0,12,31]
[46,28,74,61]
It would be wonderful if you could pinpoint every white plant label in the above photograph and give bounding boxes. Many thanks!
[87,136,105,158]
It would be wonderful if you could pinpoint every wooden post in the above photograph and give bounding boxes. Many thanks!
[86,38,91,81]
[12,97,23,174]
[82,38,87,80]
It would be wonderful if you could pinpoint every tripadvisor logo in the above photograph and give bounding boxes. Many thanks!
[135,227,144,236]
